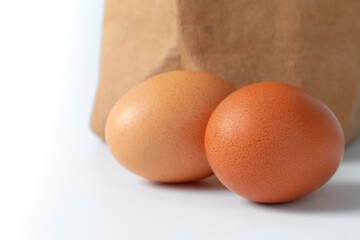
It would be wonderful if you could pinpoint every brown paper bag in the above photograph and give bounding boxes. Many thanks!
[91,0,360,144]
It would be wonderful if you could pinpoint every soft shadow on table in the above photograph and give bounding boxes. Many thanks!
[343,138,360,162]
[144,175,228,191]
[252,183,360,213]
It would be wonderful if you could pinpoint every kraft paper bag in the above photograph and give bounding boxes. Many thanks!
[91,0,360,144]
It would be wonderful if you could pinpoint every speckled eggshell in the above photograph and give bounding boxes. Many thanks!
[205,82,344,203]
[105,70,235,183]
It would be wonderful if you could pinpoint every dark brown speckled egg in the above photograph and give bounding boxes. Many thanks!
[205,82,344,203]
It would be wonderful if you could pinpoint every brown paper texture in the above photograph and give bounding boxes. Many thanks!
[91,0,360,144]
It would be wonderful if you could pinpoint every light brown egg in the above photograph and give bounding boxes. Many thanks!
[205,82,344,203]
[105,70,235,183]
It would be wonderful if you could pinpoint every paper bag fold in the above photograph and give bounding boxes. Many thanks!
[91,0,360,144]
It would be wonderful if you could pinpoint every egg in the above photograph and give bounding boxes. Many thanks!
[205,82,344,203]
[105,70,235,183]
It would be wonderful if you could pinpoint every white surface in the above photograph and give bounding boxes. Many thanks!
[1,1,360,240]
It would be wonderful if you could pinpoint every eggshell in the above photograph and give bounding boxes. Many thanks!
[106,70,235,183]
[205,82,344,203]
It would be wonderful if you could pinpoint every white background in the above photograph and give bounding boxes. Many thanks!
[1,1,360,239]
